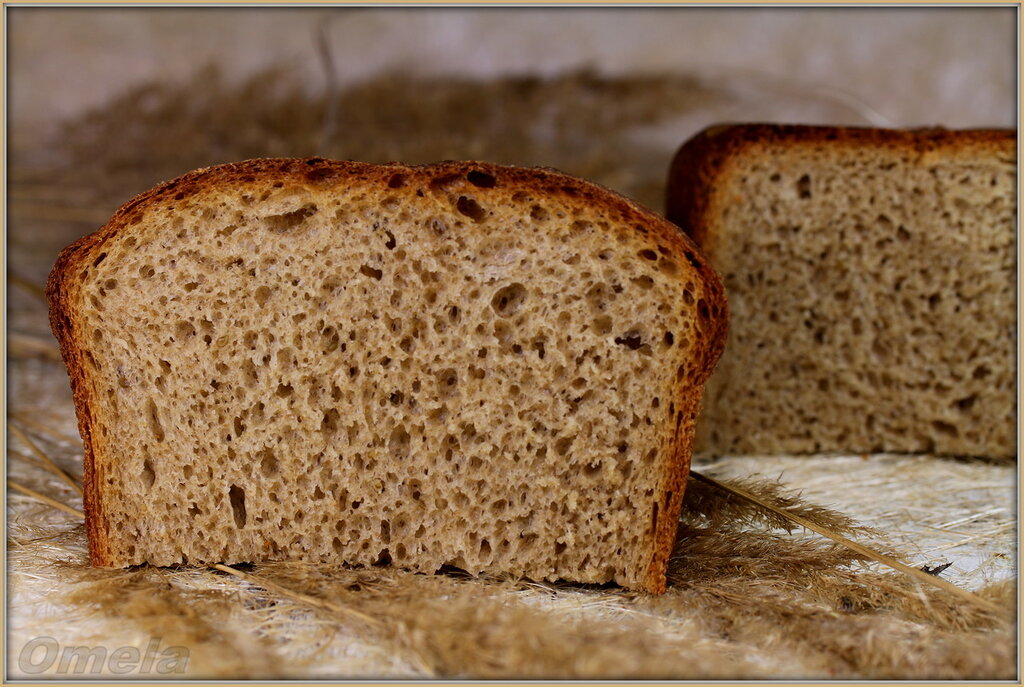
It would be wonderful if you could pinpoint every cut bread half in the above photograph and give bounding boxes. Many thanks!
[667,124,1016,458]
[48,158,727,593]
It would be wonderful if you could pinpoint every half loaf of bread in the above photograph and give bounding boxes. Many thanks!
[667,124,1015,458]
[48,158,727,593]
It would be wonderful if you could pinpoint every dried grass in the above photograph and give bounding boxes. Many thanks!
[6,65,1017,679]
[8,468,1015,679]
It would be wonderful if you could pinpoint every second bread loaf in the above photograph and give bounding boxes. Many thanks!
[667,124,1015,458]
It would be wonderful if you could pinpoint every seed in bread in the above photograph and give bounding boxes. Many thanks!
[667,125,1015,458]
[48,158,727,593]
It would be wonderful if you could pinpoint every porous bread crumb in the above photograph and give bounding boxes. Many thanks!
[49,159,726,593]
[668,126,1016,458]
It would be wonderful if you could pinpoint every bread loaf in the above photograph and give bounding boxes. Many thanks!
[48,158,727,593]
[667,125,1015,458]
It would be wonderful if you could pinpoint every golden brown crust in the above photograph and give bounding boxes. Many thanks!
[666,124,1017,249]
[47,231,113,565]
[47,157,728,592]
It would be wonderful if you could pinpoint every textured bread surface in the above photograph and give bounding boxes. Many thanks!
[667,125,1016,458]
[48,158,726,593]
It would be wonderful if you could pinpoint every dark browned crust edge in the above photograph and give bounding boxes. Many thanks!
[666,123,1018,248]
[46,157,728,593]
[47,232,112,566]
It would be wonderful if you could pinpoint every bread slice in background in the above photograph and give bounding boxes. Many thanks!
[47,158,727,593]
[667,124,1015,458]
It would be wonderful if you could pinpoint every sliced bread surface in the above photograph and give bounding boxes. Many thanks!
[48,158,727,593]
[667,124,1016,458]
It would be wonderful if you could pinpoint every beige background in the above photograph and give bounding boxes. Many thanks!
[8,6,1017,139]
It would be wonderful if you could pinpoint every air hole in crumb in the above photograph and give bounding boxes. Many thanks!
[467,170,497,188]
[438,368,459,396]
[530,205,549,221]
[797,174,812,199]
[265,204,318,232]
[632,276,654,290]
[141,459,155,489]
[614,332,643,350]
[389,425,411,458]
[456,196,487,222]
[491,283,527,316]
[175,321,196,340]
[321,409,340,433]
[387,173,407,188]
[554,541,567,555]
[639,249,658,261]
[493,320,512,344]
[593,315,613,335]
[954,395,977,411]
[384,230,397,249]
[229,485,247,528]
[360,265,383,280]
[93,253,107,267]
[255,286,272,306]
[321,327,341,353]
[146,398,165,442]
[260,449,279,476]
[696,299,710,320]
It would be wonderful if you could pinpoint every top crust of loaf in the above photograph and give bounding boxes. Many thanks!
[47,158,727,593]
[667,124,1017,249]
